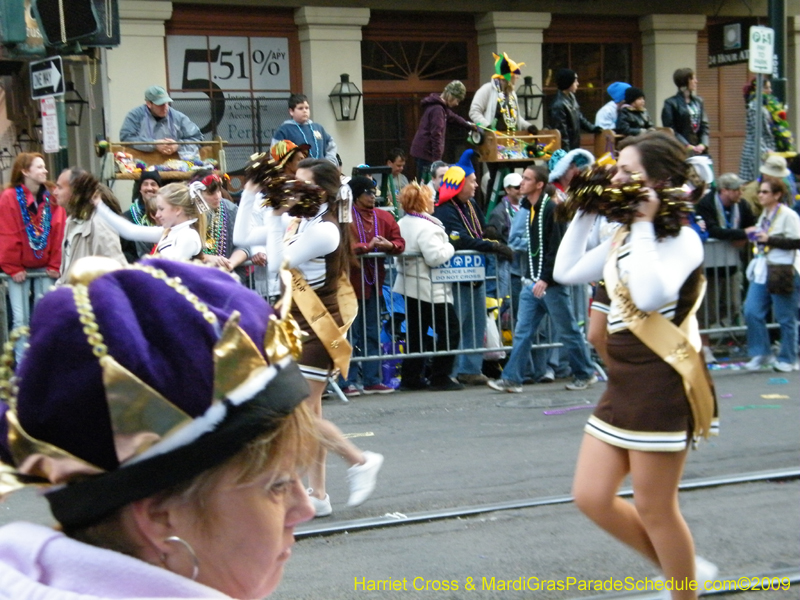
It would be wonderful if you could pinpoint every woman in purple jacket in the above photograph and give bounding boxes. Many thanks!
[410,81,476,181]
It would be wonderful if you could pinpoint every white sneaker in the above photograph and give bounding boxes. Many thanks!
[702,346,717,364]
[306,488,332,517]
[745,355,773,371]
[695,555,719,590]
[774,361,795,373]
[487,378,523,393]
[347,451,384,507]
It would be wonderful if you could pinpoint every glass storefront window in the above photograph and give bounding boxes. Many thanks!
[543,42,632,126]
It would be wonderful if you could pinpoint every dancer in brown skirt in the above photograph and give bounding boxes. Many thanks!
[235,158,383,518]
[554,132,719,599]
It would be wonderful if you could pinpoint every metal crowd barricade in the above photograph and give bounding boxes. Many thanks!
[0,269,54,345]
[344,250,566,375]
[698,238,779,343]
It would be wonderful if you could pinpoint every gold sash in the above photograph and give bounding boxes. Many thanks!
[603,227,715,440]
[283,217,358,378]
[290,269,356,378]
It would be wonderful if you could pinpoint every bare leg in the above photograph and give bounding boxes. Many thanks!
[304,379,366,500]
[572,434,660,565]
[630,448,696,600]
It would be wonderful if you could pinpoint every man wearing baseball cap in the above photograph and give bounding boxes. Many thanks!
[120,85,202,160]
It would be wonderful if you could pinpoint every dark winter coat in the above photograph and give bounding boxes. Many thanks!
[548,91,598,152]
[615,106,654,137]
[410,94,472,163]
[661,92,710,148]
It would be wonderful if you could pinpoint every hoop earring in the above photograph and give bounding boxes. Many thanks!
[163,536,200,581]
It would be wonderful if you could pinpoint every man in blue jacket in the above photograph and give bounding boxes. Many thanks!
[433,149,513,385]
[120,86,202,160]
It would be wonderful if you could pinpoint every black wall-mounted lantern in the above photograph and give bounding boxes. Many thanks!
[516,76,545,121]
[328,73,362,121]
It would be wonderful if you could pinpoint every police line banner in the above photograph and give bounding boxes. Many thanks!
[430,254,485,283]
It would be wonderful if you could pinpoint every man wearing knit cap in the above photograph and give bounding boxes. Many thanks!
[121,170,162,263]
[549,69,601,152]
[434,149,514,385]
[411,81,477,182]
[594,82,631,130]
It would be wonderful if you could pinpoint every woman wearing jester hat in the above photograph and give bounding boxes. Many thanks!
[0,257,317,598]
[470,52,540,135]
[234,157,383,518]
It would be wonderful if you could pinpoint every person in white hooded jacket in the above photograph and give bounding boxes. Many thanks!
[393,183,462,391]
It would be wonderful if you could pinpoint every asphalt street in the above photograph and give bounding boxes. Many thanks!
[1,367,798,600]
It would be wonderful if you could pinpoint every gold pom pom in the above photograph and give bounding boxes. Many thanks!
[67,257,124,286]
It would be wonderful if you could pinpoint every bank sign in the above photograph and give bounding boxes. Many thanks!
[166,35,291,170]
[707,19,759,68]
[430,254,486,283]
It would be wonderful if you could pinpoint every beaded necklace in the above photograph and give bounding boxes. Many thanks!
[129,201,152,226]
[203,205,228,256]
[293,121,322,159]
[15,186,52,259]
[525,194,550,282]
[453,200,483,239]
[352,206,379,285]
[407,212,443,229]
[494,80,518,132]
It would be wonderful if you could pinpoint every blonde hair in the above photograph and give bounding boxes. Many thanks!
[64,402,319,549]
[399,182,433,214]
[158,183,207,252]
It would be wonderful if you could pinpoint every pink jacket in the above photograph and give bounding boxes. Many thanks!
[0,522,228,599]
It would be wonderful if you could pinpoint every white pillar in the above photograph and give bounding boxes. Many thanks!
[104,0,173,144]
[295,7,370,170]
[475,12,552,128]
[639,14,706,127]
[787,16,799,140]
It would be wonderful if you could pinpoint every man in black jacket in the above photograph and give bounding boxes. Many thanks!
[487,164,596,392]
[549,69,602,152]
[433,149,513,385]
[694,173,757,362]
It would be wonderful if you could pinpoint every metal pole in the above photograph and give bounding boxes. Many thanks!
[753,73,763,179]
[768,0,786,103]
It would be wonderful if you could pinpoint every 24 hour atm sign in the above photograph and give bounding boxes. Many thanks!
[431,254,486,283]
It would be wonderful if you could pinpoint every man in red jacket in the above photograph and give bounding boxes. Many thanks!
[0,153,66,352]
[341,176,405,396]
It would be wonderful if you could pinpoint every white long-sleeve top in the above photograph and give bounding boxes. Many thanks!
[554,210,703,332]
[94,203,201,260]
[233,189,339,291]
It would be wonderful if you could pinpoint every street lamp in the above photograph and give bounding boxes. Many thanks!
[328,73,362,121]
[516,76,545,121]
[63,82,89,127]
